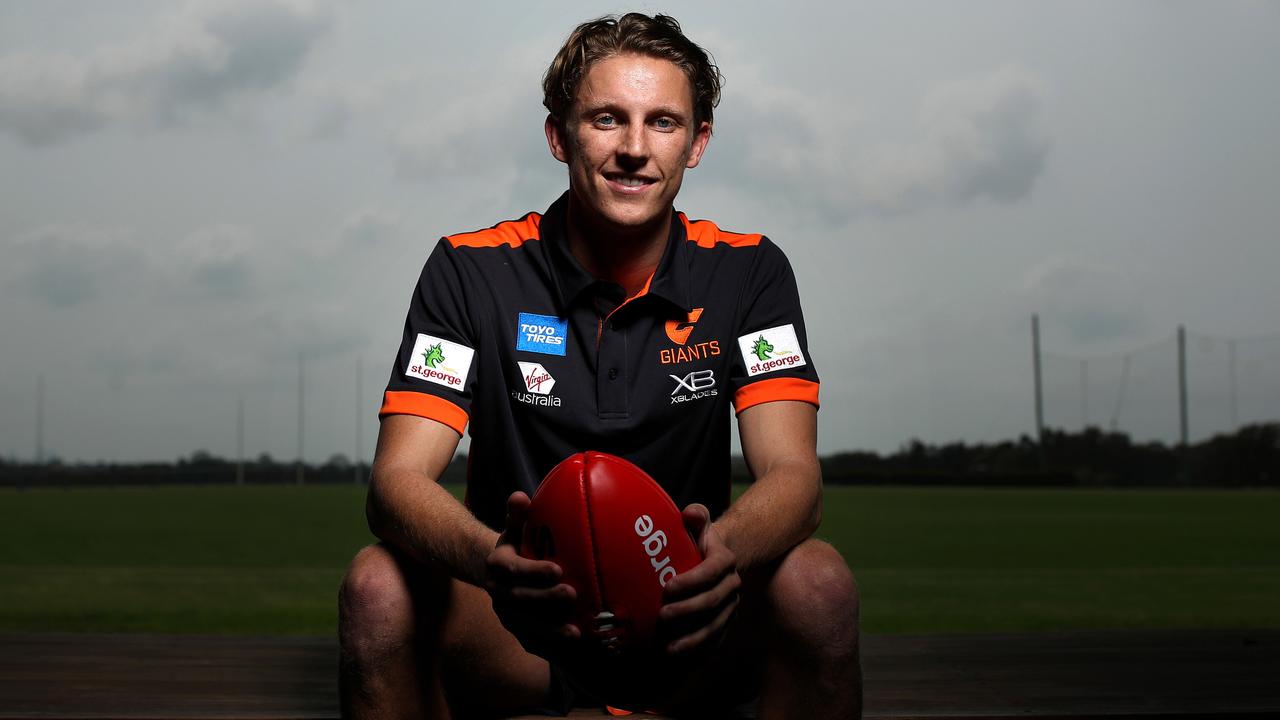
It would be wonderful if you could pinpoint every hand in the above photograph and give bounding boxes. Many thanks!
[485,491,581,660]
[658,503,741,656]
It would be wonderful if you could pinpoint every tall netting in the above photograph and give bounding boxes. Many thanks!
[1040,330,1280,444]
[1187,331,1280,434]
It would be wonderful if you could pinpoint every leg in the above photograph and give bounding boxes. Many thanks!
[660,539,860,719]
[757,539,862,719]
[338,543,553,719]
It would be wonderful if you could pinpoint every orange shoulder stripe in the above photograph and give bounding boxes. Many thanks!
[734,378,820,413]
[379,391,468,435]
[678,214,763,249]
[445,213,542,249]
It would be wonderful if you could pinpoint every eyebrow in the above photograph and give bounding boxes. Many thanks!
[577,101,690,121]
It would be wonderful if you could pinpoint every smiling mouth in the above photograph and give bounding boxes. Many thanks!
[604,173,656,190]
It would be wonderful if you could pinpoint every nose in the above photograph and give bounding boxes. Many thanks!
[616,123,648,168]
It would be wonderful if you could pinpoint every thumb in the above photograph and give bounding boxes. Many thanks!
[681,502,711,547]
[499,491,532,545]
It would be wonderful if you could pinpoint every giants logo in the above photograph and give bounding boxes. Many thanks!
[665,307,703,345]
[659,307,721,364]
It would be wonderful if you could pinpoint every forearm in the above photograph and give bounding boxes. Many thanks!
[714,455,821,572]
[366,464,498,588]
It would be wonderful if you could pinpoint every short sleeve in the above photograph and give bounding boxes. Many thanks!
[729,237,820,413]
[380,239,478,434]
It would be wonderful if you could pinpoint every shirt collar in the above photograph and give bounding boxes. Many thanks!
[542,191,692,314]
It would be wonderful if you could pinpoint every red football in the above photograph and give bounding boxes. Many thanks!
[520,451,702,660]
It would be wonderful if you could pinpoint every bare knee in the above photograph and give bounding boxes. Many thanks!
[768,539,859,658]
[339,544,427,660]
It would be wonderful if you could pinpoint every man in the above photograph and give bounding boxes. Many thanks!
[339,13,860,719]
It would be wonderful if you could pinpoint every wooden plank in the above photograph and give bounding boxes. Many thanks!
[0,630,1277,719]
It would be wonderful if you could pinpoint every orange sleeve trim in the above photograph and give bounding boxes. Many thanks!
[734,378,820,413]
[445,213,542,249]
[379,391,468,435]
[679,214,763,248]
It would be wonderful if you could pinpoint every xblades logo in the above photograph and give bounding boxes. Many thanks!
[669,369,717,404]
[670,369,715,394]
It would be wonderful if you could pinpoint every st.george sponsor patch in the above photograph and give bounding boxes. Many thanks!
[406,333,475,390]
[738,324,807,377]
[516,312,568,356]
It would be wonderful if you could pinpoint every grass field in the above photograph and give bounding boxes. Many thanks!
[1,484,1277,636]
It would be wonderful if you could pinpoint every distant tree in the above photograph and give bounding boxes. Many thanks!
[189,449,219,466]
[325,453,352,469]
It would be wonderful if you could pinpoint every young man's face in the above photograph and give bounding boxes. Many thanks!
[546,53,711,234]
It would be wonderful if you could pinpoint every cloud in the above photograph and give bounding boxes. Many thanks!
[388,85,552,185]
[308,33,562,207]
[173,224,257,300]
[3,222,265,308]
[874,65,1051,207]
[1022,258,1148,345]
[0,0,329,145]
[339,208,400,248]
[710,64,1050,223]
[4,225,147,308]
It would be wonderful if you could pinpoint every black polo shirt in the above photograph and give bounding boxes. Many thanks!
[381,192,819,530]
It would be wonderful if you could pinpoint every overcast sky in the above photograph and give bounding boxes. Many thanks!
[2,0,1278,463]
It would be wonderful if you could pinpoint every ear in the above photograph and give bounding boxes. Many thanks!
[685,120,712,169]
[545,114,569,164]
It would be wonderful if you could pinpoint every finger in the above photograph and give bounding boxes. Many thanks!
[516,623,583,661]
[660,571,740,622]
[486,545,562,587]
[663,543,734,600]
[668,593,739,655]
[492,583,576,622]
[658,570,740,647]
[506,581,577,605]
[556,622,581,641]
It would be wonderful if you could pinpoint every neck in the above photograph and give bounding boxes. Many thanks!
[564,194,670,298]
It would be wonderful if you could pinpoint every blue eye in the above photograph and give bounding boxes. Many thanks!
[594,114,616,127]
[654,118,674,130]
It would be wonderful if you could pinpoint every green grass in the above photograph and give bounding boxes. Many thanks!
[1,484,1277,635]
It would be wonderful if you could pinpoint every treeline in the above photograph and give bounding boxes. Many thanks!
[0,451,381,488]
[815,423,1280,487]
[3,424,1277,488]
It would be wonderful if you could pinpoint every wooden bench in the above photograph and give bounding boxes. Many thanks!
[1,629,1277,718]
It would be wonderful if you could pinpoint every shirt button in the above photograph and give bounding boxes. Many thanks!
[608,368,619,380]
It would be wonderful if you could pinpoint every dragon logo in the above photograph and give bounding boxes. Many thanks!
[751,335,774,361]
[421,343,445,369]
